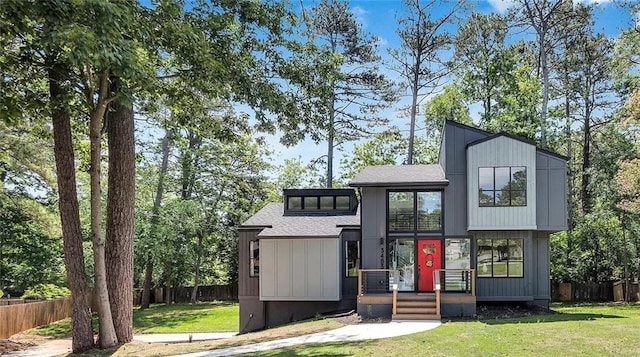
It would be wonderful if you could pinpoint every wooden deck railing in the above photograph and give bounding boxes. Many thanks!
[357,269,399,296]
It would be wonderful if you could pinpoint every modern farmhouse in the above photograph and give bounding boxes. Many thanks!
[238,120,567,332]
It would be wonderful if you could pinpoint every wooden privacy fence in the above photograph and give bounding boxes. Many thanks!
[0,298,71,339]
[552,282,614,302]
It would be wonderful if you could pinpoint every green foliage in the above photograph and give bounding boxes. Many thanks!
[0,289,3,298]
[22,284,70,300]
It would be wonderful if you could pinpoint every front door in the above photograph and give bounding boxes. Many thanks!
[417,239,441,292]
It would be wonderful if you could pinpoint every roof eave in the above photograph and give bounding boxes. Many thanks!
[349,181,449,188]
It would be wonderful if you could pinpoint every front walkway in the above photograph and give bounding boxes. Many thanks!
[177,320,441,357]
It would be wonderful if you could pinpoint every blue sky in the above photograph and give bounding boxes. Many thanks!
[261,0,634,177]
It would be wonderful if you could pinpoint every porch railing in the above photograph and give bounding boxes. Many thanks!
[434,269,475,296]
[357,269,399,296]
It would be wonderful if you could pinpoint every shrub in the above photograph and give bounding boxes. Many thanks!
[0,289,3,299]
[22,284,70,300]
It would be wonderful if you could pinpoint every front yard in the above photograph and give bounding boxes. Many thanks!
[257,303,640,357]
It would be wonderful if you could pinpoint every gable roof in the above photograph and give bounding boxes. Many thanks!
[348,164,448,187]
[240,202,360,238]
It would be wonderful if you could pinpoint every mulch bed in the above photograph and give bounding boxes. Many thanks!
[0,338,35,354]
[474,303,558,320]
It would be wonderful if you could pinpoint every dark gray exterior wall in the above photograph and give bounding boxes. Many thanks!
[536,152,568,231]
[238,229,264,333]
[441,122,489,236]
[360,187,387,270]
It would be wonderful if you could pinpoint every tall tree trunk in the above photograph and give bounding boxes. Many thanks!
[140,132,171,309]
[581,118,591,215]
[49,64,94,353]
[105,76,135,343]
[89,72,118,348]
[327,97,335,188]
[539,33,549,148]
[191,233,203,305]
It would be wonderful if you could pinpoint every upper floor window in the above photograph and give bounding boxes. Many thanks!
[478,167,527,207]
[283,189,357,216]
[388,191,442,232]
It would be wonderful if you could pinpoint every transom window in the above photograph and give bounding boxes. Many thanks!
[286,195,352,211]
[388,191,442,232]
[478,167,527,207]
[477,238,523,278]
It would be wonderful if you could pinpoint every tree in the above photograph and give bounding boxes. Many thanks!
[390,0,464,164]
[514,0,573,147]
[297,0,395,187]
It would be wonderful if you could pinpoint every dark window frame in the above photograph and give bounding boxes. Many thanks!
[345,240,360,278]
[476,238,524,278]
[387,190,444,233]
[478,166,527,207]
[249,240,259,278]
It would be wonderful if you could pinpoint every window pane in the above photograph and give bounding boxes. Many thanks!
[511,167,527,191]
[508,239,523,277]
[288,196,302,210]
[346,241,360,277]
[477,239,492,277]
[445,239,470,269]
[417,192,442,231]
[389,239,415,291]
[336,196,350,210]
[320,196,334,210]
[492,239,508,277]
[250,241,259,277]
[304,196,318,210]
[495,190,510,206]
[389,192,414,231]
[479,167,494,190]
[479,190,494,206]
[495,167,510,191]
[511,190,526,206]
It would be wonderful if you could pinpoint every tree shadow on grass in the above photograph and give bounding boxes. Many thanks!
[256,343,355,357]
[481,312,625,325]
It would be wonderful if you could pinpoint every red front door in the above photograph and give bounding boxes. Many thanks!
[417,239,441,292]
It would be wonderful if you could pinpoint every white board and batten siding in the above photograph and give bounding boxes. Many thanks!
[260,238,340,301]
[467,136,537,230]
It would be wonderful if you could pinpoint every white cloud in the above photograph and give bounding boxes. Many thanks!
[377,37,388,47]
[350,5,368,28]
[487,0,517,14]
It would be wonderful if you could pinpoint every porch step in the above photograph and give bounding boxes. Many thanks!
[395,307,437,314]
[392,313,441,320]
[393,293,440,321]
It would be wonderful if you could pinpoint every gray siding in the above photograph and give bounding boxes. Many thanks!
[442,123,488,236]
[474,231,535,301]
[536,152,568,231]
[473,230,550,303]
[467,136,537,230]
[361,186,386,269]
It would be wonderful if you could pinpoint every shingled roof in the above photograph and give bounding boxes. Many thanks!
[241,203,360,238]
[348,164,448,187]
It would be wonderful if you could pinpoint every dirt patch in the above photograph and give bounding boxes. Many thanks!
[475,303,558,320]
[0,338,35,354]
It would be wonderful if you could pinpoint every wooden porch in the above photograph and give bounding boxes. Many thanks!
[357,269,476,321]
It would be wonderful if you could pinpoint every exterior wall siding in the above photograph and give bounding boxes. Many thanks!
[361,187,386,269]
[442,123,488,236]
[341,229,361,297]
[260,238,340,301]
[238,229,261,298]
[467,136,537,230]
[533,231,551,300]
[536,152,568,231]
[473,231,535,301]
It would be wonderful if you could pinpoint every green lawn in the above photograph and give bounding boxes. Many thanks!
[29,301,238,337]
[257,303,640,357]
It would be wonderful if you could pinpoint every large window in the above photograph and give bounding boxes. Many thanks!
[388,239,415,291]
[479,167,527,207]
[250,240,259,277]
[389,191,442,232]
[345,241,360,277]
[445,238,470,270]
[477,238,523,278]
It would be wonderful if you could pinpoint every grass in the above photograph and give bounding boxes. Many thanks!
[29,301,239,338]
[256,303,640,357]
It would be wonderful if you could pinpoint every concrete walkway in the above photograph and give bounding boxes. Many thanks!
[177,320,441,357]
[4,321,440,357]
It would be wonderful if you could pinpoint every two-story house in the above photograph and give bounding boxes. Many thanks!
[237,120,567,332]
